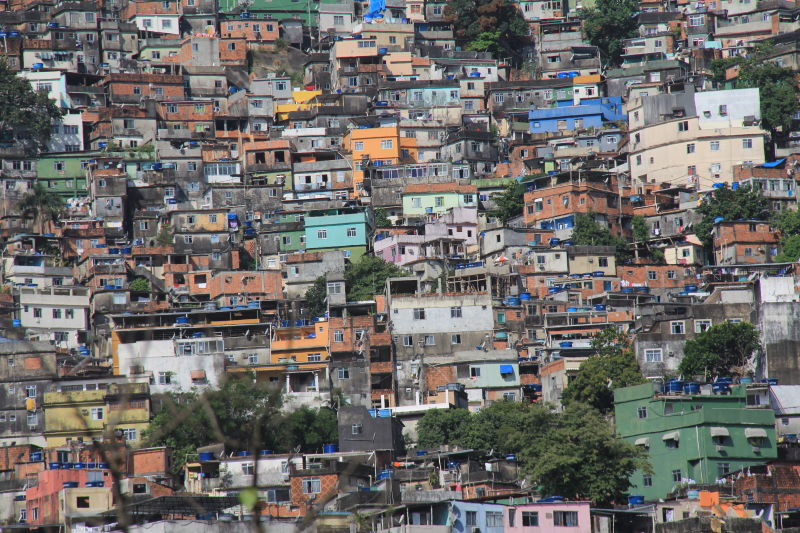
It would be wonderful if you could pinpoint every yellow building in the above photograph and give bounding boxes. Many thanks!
[43,383,151,448]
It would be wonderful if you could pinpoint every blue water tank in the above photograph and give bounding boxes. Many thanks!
[628,495,645,505]
[63,482,78,488]
[236,451,250,457]
[507,297,520,306]
[559,341,573,348]
[323,444,338,453]
[520,292,531,300]
[713,183,724,189]
[731,182,739,190]
[259,450,274,456]
[594,304,606,311]
[667,380,684,393]
[49,463,61,470]
[683,382,700,394]
[12,320,20,327]
[416,450,427,456]
[199,452,215,461]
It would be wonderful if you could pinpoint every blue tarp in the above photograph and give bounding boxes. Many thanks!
[499,364,514,374]
[760,159,786,168]
[367,0,385,18]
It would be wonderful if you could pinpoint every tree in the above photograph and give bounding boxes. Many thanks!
[156,224,174,246]
[524,403,649,506]
[18,183,64,234]
[414,401,645,505]
[416,408,472,449]
[305,276,328,319]
[344,255,408,301]
[772,209,800,262]
[373,208,390,227]
[0,60,64,153]
[561,328,647,414]
[678,322,761,380]
[695,185,768,248]
[129,278,150,292]
[632,215,648,244]
[145,375,283,472]
[571,212,630,261]
[582,0,639,67]
[489,181,525,224]
[444,0,530,63]
[277,406,339,453]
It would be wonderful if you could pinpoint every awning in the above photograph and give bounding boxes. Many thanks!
[760,158,786,168]
[745,427,768,439]
[191,370,207,380]
[499,364,514,374]
[710,427,730,438]
[634,437,649,447]
[662,431,680,441]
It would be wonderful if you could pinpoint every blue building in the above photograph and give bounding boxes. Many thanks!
[529,97,625,134]
[304,207,370,260]
[402,500,506,533]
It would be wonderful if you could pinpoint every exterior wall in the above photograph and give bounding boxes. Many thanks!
[18,286,90,349]
[615,383,777,501]
[505,501,592,533]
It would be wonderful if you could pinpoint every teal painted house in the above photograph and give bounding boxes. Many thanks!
[402,184,477,217]
[615,383,777,502]
[304,208,369,260]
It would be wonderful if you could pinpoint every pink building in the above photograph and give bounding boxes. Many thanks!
[505,501,591,533]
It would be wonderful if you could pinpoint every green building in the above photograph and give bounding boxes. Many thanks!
[34,154,92,198]
[218,0,318,26]
[614,383,777,501]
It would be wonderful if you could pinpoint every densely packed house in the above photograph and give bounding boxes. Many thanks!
[3,0,800,530]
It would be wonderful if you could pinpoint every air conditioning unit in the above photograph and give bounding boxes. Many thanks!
[716,445,724,452]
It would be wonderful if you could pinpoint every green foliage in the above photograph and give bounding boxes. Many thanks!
[416,408,472,449]
[773,209,800,262]
[144,375,283,473]
[129,278,150,292]
[0,60,65,153]
[466,31,504,57]
[571,212,630,261]
[632,215,649,244]
[562,328,647,414]
[305,276,328,319]
[710,57,741,84]
[416,401,646,505]
[695,185,768,248]
[345,255,408,301]
[444,0,530,62]
[526,403,649,506]
[582,0,639,66]
[18,183,64,233]
[156,225,174,246]
[373,208,390,227]
[277,406,339,453]
[678,322,761,380]
[489,181,525,224]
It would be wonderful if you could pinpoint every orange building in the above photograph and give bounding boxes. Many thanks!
[344,126,417,196]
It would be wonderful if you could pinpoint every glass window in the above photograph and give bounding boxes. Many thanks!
[645,349,662,362]
[671,321,685,334]
[554,511,579,527]
[302,478,321,494]
[522,511,538,526]
[413,308,425,320]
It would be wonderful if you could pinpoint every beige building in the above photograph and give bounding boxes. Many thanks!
[628,88,767,189]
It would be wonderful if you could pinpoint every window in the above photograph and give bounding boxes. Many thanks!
[486,512,503,527]
[643,474,652,487]
[354,141,364,151]
[470,367,480,378]
[717,463,730,477]
[346,227,357,237]
[317,229,327,239]
[686,143,695,154]
[351,424,363,435]
[465,511,477,527]
[672,469,682,483]
[403,335,413,347]
[413,308,425,320]
[27,413,38,426]
[667,270,676,280]
[25,385,36,398]
[183,235,193,244]
[554,511,579,527]
[424,335,435,346]
[90,408,104,420]
[638,406,648,419]
[302,478,321,494]
[241,462,255,475]
[122,428,137,441]
[743,138,753,149]
[678,121,689,132]
[688,14,705,26]
[333,15,344,24]
[710,141,720,151]
[451,334,461,345]
[648,271,657,281]
[522,511,539,526]
[337,368,350,379]
[334,330,344,343]
[645,349,663,363]
[744,247,753,257]
[381,139,393,149]
[158,372,171,385]
[450,306,462,318]
[52,309,62,319]
[695,320,712,333]
[671,321,685,334]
